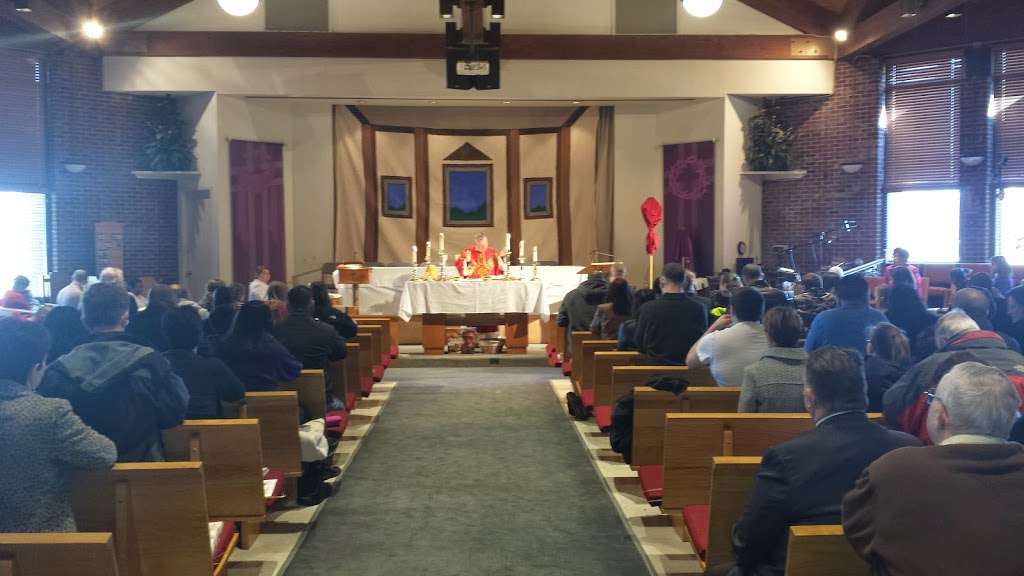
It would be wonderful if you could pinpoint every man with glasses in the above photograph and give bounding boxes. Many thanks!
[844,362,1024,576]
[883,311,1024,441]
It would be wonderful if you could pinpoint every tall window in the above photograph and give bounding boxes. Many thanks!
[995,45,1024,264]
[883,53,964,262]
[0,192,48,294]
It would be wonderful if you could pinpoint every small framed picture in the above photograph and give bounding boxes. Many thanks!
[381,176,413,218]
[524,177,553,219]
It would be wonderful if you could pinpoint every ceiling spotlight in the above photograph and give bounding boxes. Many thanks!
[14,0,32,13]
[439,0,456,20]
[80,18,105,40]
[900,0,923,18]
[945,11,962,18]
[217,0,259,17]
[834,29,849,42]
[490,0,504,19]
[682,0,723,18]
[572,100,581,104]
[502,100,511,104]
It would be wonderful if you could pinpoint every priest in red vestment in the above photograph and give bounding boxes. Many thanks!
[455,234,507,279]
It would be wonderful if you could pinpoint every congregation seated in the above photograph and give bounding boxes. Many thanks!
[616,288,655,351]
[740,263,769,289]
[557,271,609,356]
[171,283,210,320]
[249,264,272,301]
[99,267,138,318]
[738,306,806,412]
[204,285,237,340]
[882,247,922,289]
[55,268,89,308]
[793,272,836,329]
[42,305,89,361]
[1007,286,1024,351]
[126,283,178,351]
[687,287,768,387]
[685,270,714,317]
[634,263,707,365]
[953,287,1021,353]
[215,301,302,392]
[706,347,918,576]
[863,323,912,412]
[591,277,632,340]
[883,311,1024,443]
[2,275,34,310]
[804,274,887,354]
[267,281,291,324]
[884,283,938,360]
[843,362,1024,575]
[198,277,226,311]
[992,255,1015,296]
[162,306,245,420]
[710,269,741,310]
[273,286,347,370]
[39,282,188,462]
[0,317,116,532]
[311,281,358,338]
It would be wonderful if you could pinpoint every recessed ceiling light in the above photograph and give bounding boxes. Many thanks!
[80,18,105,40]
[502,100,511,104]
[430,100,438,104]
[14,0,32,13]
[945,11,962,18]
[572,101,581,104]
[834,29,849,42]
[217,0,259,17]
[682,0,723,18]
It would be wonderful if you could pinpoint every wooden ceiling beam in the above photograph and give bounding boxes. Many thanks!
[98,0,193,27]
[734,0,837,36]
[839,0,974,57]
[105,31,834,60]
[838,0,871,29]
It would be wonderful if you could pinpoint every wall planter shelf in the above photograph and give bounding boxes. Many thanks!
[739,170,808,182]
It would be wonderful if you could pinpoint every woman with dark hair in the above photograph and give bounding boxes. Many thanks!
[215,302,302,392]
[229,283,247,308]
[199,279,226,311]
[738,306,807,413]
[591,278,632,340]
[617,288,656,351]
[310,282,357,339]
[884,283,938,361]
[266,281,290,325]
[204,286,236,340]
[864,323,912,412]
[992,256,1014,296]
[42,306,90,361]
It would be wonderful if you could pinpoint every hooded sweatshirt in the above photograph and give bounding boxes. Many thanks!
[38,332,189,462]
[557,275,609,356]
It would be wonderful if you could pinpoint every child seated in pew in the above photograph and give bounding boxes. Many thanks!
[215,302,302,392]
[162,306,246,420]
[0,317,117,532]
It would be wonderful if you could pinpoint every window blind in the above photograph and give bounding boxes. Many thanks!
[996,45,1024,184]
[0,49,45,191]
[884,53,964,190]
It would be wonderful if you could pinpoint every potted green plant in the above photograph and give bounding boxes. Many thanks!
[745,99,794,172]
[141,96,197,172]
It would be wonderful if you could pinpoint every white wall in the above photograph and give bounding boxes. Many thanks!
[140,0,265,31]
[179,93,219,298]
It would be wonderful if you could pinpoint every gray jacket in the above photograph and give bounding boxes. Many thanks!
[738,347,808,413]
[0,380,116,532]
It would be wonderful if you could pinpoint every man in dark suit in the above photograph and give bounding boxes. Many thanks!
[843,362,1024,576]
[706,347,918,576]
[634,263,707,365]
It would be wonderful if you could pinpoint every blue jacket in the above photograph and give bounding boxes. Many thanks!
[804,303,888,354]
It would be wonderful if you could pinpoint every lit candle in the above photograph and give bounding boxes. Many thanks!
[439,232,445,253]
[505,233,512,252]
[519,240,525,260]
[425,241,432,263]
[412,245,418,265]
[533,245,538,263]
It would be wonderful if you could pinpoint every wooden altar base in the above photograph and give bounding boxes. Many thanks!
[421,313,530,355]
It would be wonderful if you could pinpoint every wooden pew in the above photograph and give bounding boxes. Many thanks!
[73,462,233,576]
[661,413,814,510]
[546,320,563,366]
[785,526,870,576]
[352,333,375,395]
[575,339,618,406]
[355,324,385,381]
[611,365,717,410]
[681,456,761,568]
[329,344,362,410]
[567,330,590,373]
[0,533,119,576]
[280,369,327,420]
[351,316,395,366]
[591,350,641,429]
[162,420,265,524]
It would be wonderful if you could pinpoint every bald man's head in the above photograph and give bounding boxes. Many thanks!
[952,288,992,323]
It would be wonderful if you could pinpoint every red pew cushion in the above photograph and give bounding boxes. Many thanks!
[682,505,710,559]
[209,521,236,566]
[580,388,594,409]
[345,391,357,411]
[325,409,349,435]
[637,465,664,502]
[390,343,399,358]
[372,365,384,382]
[594,405,612,431]
[562,359,573,377]
[361,375,373,395]
[381,354,391,368]
[263,468,286,509]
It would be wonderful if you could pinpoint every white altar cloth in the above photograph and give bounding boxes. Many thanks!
[396,279,548,322]
[335,266,583,316]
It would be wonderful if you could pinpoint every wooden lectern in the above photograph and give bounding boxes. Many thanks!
[577,262,622,277]
[336,263,371,315]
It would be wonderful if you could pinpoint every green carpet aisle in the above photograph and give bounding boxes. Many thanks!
[285,367,649,576]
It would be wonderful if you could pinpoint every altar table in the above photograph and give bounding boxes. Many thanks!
[397,279,548,355]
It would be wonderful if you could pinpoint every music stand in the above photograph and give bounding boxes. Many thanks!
[336,262,372,314]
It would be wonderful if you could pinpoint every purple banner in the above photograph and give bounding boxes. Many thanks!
[663,141,715,276]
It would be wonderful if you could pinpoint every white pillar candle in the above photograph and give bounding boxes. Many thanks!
[505,233,512,252]
[412,245,418,264]
[533,246,539,263]
[519,240,525,260]
[439,232,445,253]
[425,241,432,262]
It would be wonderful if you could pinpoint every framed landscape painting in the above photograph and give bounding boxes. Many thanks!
[380,176,413,218]
[523,178,553,219]
[443,164,493,227]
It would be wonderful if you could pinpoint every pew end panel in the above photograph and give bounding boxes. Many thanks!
[703,457,762,567]
[0,533,119,576]
[243,392,303,479]
[162,419,266,522]
[593,351,641,407]
[352,334,375,395]
[281,370,327,420]
[576,339,618,404]
[785,526,870,576]
[630,385,742,469]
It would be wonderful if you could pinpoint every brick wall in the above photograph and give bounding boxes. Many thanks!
[761,58,885,272]
[45,46,179,282]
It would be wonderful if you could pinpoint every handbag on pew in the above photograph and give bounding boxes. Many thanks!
[566,391,589,421]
